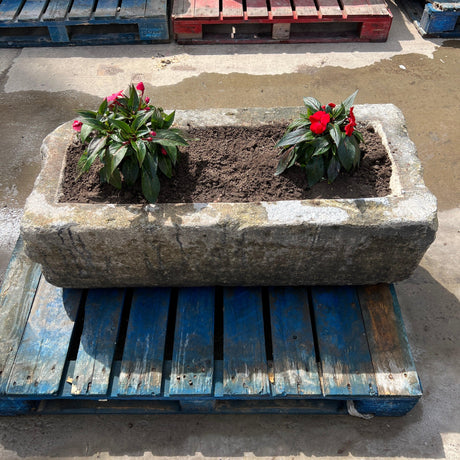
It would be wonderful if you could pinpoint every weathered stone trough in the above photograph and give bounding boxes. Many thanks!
[20,105,437,288]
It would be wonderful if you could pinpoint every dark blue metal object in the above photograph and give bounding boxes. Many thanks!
[0,240,423,416]
[0,0,169,46]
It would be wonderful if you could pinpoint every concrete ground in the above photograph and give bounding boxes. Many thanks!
[0,1,459,458]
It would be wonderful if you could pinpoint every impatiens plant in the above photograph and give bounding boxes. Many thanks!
[275,90,363,186]
[73,82,188,203]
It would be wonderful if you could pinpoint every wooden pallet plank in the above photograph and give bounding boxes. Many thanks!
[223,287,270,396]
[144,0,166,16]
[67,0,94,19]
[367,0,390,16]
[293,0,318,17]
[358,284,422,397]
[222,0,243,18]
[0,239,41,394]
[7,283,82,395]
[270,0,293,17]
[94,0,118,18]
[311,286,377,396]
[245,0,268,17]
[118,288,171,396]
[17,0,47,21]
[194,0,220,18]
[71,289,125,396]
[268,287,321,396]
[172,0,194,18]
[0,0,24,21]
[316,0,343,17]
[341,0,372,17]
[169,287,215,396]
[119,0,146,18]
[42,0,72,20]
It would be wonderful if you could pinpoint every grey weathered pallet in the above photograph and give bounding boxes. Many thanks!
[0,239,422,416]
[0,0,168,46]
[401,0,460,37]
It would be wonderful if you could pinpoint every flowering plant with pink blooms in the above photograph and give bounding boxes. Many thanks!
[275,90,363,186]
[73,82,187,203]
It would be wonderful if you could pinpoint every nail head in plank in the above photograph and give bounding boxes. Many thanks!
[71,289,126,396]
[268,287,321,396]
[169,287,215,396]
[358,284,422,397]
[311,286,377,396]
[118,287,171,396]
[0,238,41,394]
[223,287,270,396]
[7,283,81,395]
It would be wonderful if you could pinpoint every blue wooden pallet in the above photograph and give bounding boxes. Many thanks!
[0,0,168,46]
[0,239,422,416]
[401,0,460,37]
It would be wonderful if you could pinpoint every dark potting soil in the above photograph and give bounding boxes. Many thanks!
[60,123,391,204]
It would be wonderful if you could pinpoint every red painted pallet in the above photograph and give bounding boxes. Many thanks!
[172,0,393,43]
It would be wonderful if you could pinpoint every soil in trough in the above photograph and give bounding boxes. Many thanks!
[61,123,391,204]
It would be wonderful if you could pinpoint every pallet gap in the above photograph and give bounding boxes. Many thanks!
[112,288,133,362]
[214,287,224,361]
[266,0,272,12]
[307,288,321,365]
[161,287,178,395]
[261,287,274,362]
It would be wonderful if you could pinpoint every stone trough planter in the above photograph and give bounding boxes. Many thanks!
[21,105,437,288]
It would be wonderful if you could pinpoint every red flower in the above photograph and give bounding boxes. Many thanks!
[72,120,82,132]
[321,105,326,110]
[345,106,357,136]
[146,137,153,142]
[136,82,145,93]
[144,106,151,111]
[309,110,330,135]
[106,90,123,104]
[145,97,150,104]
[328,103,336,108]
[150,131,156,136]
[161,147,167,156]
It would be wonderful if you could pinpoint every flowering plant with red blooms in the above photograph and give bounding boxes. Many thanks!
[276,91,363,186]
[73,83,187,203]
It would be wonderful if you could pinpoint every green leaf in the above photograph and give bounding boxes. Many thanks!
[109,168,122,190]
[132,111,153,130]
[158,155,173,178]
[80,118,107,132]
[337,139,353,171]
[303,97,322,113]
[275,146,295,176]
[143,151,158,177]
[163,111,176,129]
[153,129,188,146]
[276,127,309,148]
[77,110,97,119]
[135,140,147,166]
[80,124,93,144]
[87,136,107,157]
[128,84,140,112]
[304,156,324,187]
[353,129,364,143]
[329,124,343,148]
[342,90,358,111]
[97,98,108,116]
[141,170,161,203]
[108,144,128,175]
[161,144,178,164]
[110,118,133,134]
[327,156,341,183]
[312,136,331,157]
[349,135,361,167]
[121,156,139,186]
[77,149,99,175]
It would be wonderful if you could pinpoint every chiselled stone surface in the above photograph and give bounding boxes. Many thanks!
[20,105,437,288]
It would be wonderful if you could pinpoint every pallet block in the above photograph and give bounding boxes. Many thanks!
[172,0,393,43]
[0,239,422,416]
[0,0,169,47]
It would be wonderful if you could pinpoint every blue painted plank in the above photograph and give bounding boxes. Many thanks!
[311,286,377,397]
[144,0,166,17]
[93,0,118,18]
[7,282,81,395]
[67,0,94,19]
[17,0,47,21]
[421,3,459,33]
[119,0,146,18]
[169,287,215,396]
[358,284,422,397]
[48,24,70,41]
[118,287,171,396]
[0,238,41,394]
[268,287,321,396]
[138,20,168,40]
[42,0,72,20]
[71,289,125,396]
[223,287,270,396]
[0,0,24,21]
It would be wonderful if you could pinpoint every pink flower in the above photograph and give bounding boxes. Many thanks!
[309,110,330,135]
[150,131,156,136]
[73,120,82,132]
[136,82,145,93]
[144,106,151,111]
[106,90,124,104]
[145,97,150,104]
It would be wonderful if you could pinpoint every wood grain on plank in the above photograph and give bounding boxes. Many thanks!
[71,289,125,396]
[67,0,95,19]
[42,0,72,20]
[358,284,422,397]
[222,0,243,18]
[17,0,48,20]
[0,239,41,394]
[144,0,167,16]
[268,287,321,396]
[194,0,220,18]
[7,283,81,395]
[316,0,343,17]
[118,288,171,396]
[245,0,268,17]
[311,286,377,396]
[270,0,293,17]
[169,287,215,396]
[119,0,146,18]
[94,0,118,18]
[223,287,270,396]
[0,0,25,21]
[293,0,318,18]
